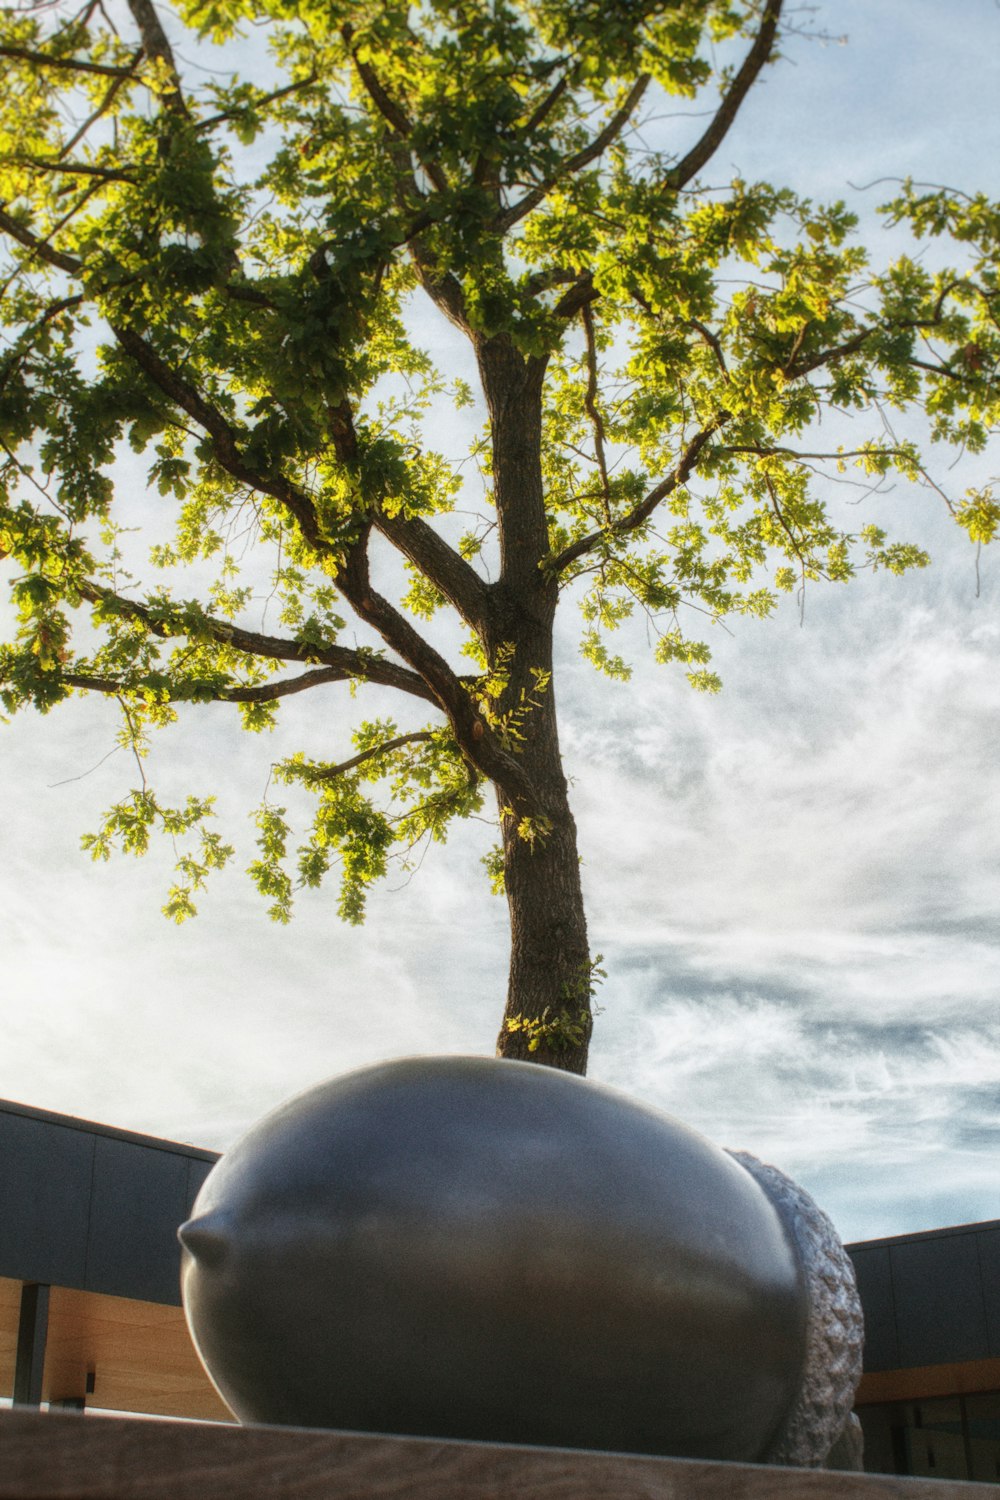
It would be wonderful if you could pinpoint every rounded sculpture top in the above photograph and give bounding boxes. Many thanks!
[181,1056,809,1460]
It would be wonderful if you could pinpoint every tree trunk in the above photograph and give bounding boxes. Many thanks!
[475,333,593,1076]
[488,572,593,1075]
[495,764,593,1074]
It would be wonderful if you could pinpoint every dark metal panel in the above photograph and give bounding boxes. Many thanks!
[0,1113,94,1285]
[12,1283,50,1406]
[889,1232,990,1367]
[184,1157,216,1217]
[85,1137,191,1305]
[848,1245,899,1372]
[977,1227,1000,1358]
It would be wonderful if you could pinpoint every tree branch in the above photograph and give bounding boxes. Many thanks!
[518,72,571,138]
[496,75,650,234]
[342,23,449,194]
[334,532,469,715]
[0,294,84,388]
[7,286,486,725]
[409,251,471,332]
[548,417,725,573]
[904,354,971,385]
[0,44,137,77]
[124,0,188,114]
[61,53,145,158]
[10,156,138,185]
[332,533,532,799]
[219,669,390,703]
[687,317,729,377]
[552,273,599,320]
[761,469,806,568]
[222,281,278,310]
[109,326,325,547]
[0,206,82,275]
[784,308,995,387]
[330,44,471,332]
[61,665,399,703]
[199,73,320,132]
[374,510,493,634]
[303,731,435,781]
[324,393,490,633]
[305,194,469,331]
[666,0,784,191]
[719,443,913,463]
[525,267,580,296]
[76,582,439,703]
[0,202,278,329]
[581,301,612,521]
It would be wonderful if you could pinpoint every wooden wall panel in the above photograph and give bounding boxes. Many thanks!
[0,1280,230,1422]
[856,1358,1000,1406]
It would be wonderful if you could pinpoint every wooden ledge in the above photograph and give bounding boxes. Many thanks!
[857,1358,1000,1405]
[1,1409,997,1500]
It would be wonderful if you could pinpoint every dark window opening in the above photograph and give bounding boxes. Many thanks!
[857,1391,1000,1485]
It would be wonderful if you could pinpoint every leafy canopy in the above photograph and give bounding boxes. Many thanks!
[0,0,997,925]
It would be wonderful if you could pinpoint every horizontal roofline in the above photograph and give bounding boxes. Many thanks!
[846,1217,1000,1251]
[0,1096,220,1163]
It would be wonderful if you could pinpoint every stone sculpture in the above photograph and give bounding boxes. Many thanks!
[179,1056,862,1465]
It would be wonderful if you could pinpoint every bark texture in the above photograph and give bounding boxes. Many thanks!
[474,335,593,1075]
[496,775,593,1073]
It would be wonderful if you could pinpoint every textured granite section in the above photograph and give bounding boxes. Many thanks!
[730,1152,864,1468]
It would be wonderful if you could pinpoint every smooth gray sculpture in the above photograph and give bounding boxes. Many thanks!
[179,1056,860,1463]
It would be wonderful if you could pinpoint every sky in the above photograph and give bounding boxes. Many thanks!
[2,0,999,1246]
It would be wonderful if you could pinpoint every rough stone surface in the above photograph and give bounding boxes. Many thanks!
[824,1412,866,1472]
[729,1152,864,1468]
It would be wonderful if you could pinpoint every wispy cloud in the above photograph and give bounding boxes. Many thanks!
[565,552,1000,1237]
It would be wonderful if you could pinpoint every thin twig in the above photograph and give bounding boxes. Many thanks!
[581,302,612,523]
[48,743,122,787]
[496,75,650,234]
[304,731,436,782]
[115,693,148,793]
[549,418,726,573]
[60,55,143,158]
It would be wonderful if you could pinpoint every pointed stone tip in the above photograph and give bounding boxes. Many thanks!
[178,1214,230,1269]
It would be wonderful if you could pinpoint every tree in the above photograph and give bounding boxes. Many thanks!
[0,0,996,1077]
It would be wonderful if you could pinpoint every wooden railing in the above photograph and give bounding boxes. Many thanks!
[1,1409,998,1499]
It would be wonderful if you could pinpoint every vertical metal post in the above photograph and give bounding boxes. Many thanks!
[959,1394,975,1480]
[12,1282,50,1407]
